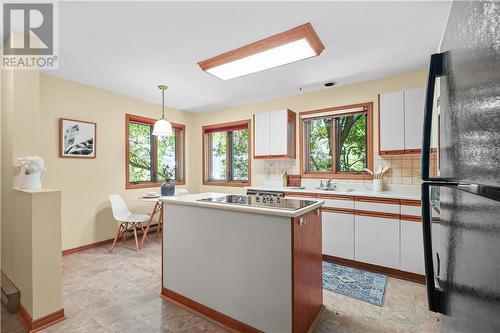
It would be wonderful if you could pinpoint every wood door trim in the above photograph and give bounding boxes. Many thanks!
[317,194,354,200]
[17,305,66,332]
[355,196,401,205]
[321,207,355,215]
[161,288,263,333]
[400,214,422,222]
[323,255,425,284]
[355,210,400,219]
[401,199,421,206]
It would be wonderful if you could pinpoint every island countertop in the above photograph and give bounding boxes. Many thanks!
[160,192,324,218]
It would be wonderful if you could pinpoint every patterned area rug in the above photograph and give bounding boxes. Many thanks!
[323,261,388,306]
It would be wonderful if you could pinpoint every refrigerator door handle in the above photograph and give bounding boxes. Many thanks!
[421,52,446,181]
[421,182,444,312]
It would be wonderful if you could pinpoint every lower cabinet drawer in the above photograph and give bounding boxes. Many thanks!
[354,214,400,269]
[400,220,425,274]
[322,211,354,260]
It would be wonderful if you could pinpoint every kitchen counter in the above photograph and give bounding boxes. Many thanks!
[161,192,324,332]
[160,192,325,218]
[245,185,421,201]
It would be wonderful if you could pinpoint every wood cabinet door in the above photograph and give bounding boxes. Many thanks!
[254,112,270,157]
[354,214,400,269]
[269,110,287,156]
[379,91,405,152]
[404,87,426,150]
[322,211,354,259]
[400,220,425,274]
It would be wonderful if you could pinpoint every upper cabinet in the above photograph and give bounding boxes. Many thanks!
[378,87,425,155]
[254,109,296,159]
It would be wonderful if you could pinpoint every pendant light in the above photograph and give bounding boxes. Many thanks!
[152,85,173,136]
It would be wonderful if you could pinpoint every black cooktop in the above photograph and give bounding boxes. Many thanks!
[197,195,316,211]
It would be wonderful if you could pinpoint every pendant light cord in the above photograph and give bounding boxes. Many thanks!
[161,88,165,119]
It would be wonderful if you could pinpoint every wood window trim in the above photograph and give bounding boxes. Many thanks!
[125,114,186,189]
[202,119,251,187]
[299,102,374,180]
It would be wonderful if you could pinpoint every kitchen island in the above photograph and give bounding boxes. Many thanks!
[160,193,324,333]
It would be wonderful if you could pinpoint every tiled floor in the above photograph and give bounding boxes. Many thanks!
[2,238,439,333]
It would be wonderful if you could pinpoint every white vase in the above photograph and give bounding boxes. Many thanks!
[18,167,44,190]
[373,179,383,192]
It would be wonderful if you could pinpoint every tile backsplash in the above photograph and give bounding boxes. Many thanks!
[262,153,431,185]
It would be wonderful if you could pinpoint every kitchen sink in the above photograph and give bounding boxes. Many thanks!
[315,187,355,193]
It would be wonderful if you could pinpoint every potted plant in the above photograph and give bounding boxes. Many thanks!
[160,164,175,196]
[15,156,46,189]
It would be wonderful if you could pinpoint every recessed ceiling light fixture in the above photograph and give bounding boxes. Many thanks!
[198,23,325,80]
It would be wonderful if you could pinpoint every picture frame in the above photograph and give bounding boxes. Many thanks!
[59,118,97,158]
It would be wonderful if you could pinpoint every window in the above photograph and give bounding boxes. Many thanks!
[202,120,251,186]
[301,103,373,179]
[126,114,185,188]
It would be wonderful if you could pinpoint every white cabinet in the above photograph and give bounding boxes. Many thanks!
[322,211,355,260]
[254,112,270,156]
[404,87,426,151]
[400,220,425,274]
[379,91,405,152]
[253,109,295,158]
[379,87,425,155]
[269,110,287,156]
[354,214,400,269]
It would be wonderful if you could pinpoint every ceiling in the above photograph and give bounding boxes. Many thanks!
[51,1,452,112]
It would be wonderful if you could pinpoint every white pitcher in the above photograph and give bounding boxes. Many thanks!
[18,166,45,189]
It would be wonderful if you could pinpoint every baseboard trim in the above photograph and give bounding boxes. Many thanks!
[17,305,66,332]
[161,287,263,333]
[62,224,159,255]
[323,255,425,284]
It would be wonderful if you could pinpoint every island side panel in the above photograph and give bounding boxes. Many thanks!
[292,208,323,333]
[163,204,292,333]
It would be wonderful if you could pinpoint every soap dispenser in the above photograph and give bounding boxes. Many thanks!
[282,170,288,187]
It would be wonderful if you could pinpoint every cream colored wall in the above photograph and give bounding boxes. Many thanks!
[191,69,428,194]
[39,74,195,250]
[9,69,426,252]
[2,32,63,319]
[1,67,41,305]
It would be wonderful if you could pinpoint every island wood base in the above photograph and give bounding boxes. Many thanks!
[161,287,263,333]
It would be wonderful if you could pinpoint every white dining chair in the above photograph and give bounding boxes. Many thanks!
[109,194,150,251]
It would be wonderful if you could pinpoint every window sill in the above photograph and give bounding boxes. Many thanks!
[126,180,186,190]
[202,181,250,188]
[301,173,372,180]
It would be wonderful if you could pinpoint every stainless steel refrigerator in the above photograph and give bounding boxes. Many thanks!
[421,1,500,332]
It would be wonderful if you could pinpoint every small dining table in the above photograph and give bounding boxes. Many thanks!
[136,188,188,248]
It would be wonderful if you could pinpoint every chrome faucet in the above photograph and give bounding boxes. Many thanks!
[326,179,336,190]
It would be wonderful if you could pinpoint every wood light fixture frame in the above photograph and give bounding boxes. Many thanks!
[198,23,325,76]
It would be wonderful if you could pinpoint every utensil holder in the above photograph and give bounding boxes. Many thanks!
[373,179,383,192]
